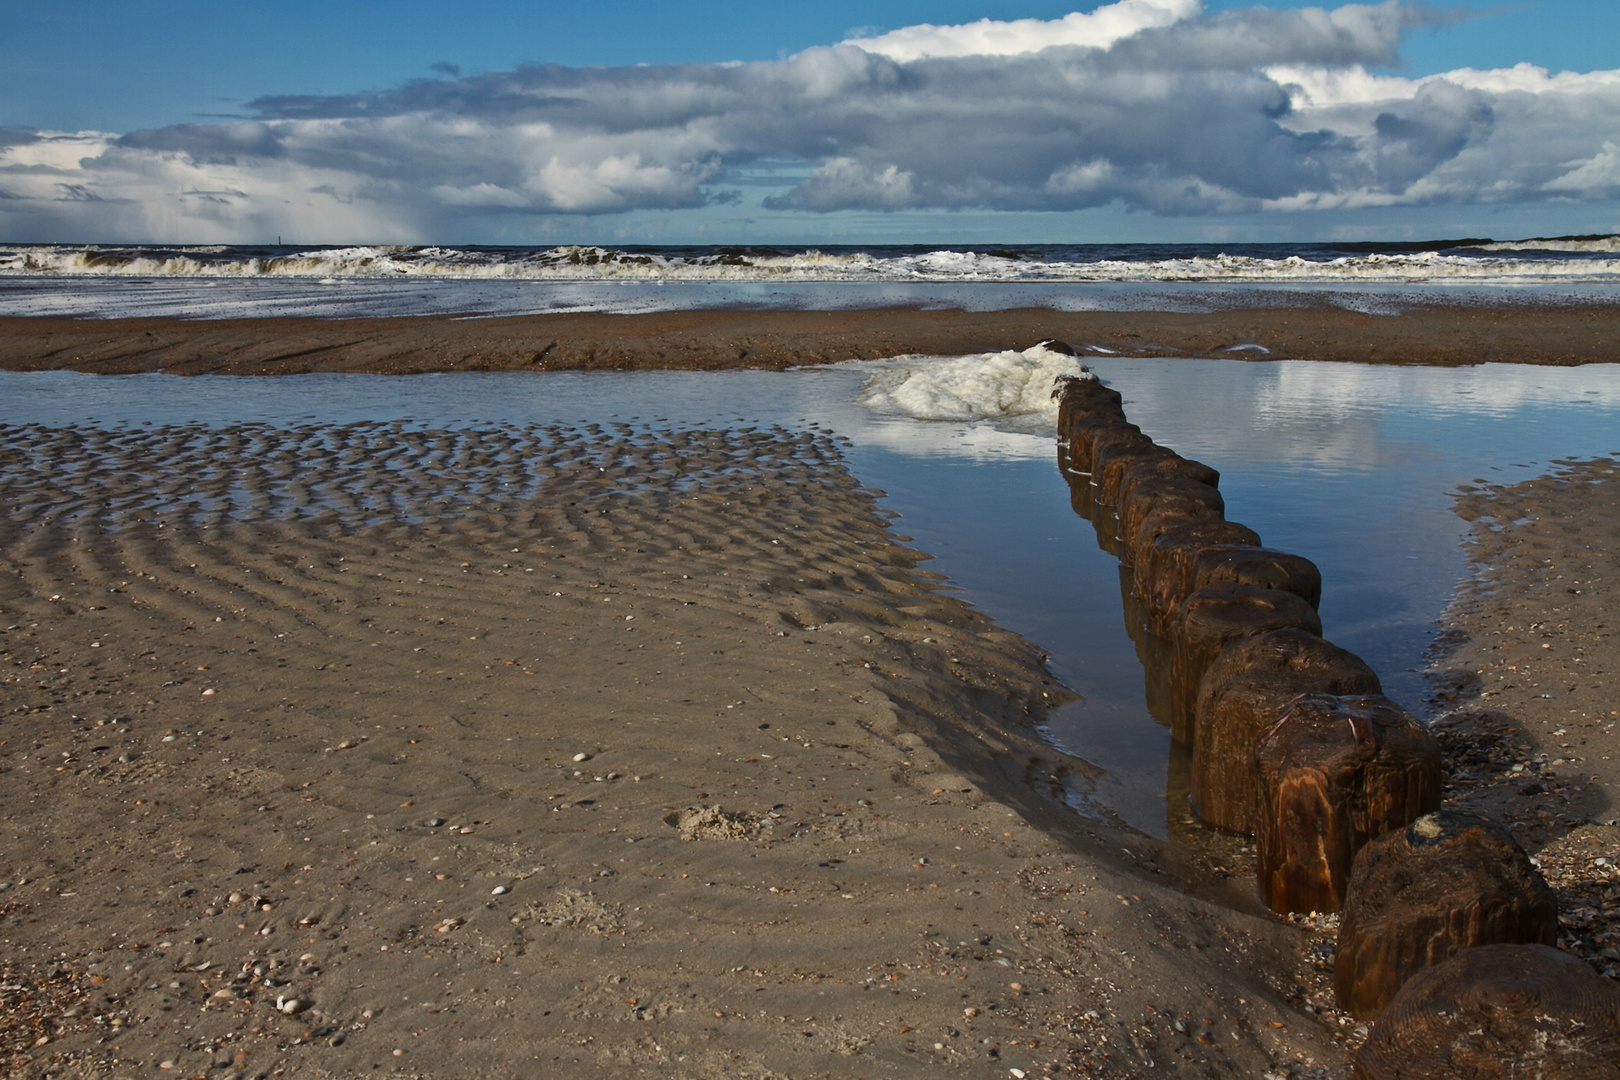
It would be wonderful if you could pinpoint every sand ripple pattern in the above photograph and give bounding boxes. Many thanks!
[0,421,849,537]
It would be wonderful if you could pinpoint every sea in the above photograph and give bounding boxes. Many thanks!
[5,237,1620,838]
[3,238,1620,319]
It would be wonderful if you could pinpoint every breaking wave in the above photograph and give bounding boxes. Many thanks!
[3,238,1620,285]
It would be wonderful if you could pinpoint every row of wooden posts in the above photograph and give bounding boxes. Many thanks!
[1051,363,1620,1070]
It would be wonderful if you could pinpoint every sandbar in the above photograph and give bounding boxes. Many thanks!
[1,301,1619,375]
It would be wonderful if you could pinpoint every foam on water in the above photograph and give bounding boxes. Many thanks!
[5,241,1620,285]
[854,343,1091,432]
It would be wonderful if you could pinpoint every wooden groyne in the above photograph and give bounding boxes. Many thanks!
[1050,360,1615,1062]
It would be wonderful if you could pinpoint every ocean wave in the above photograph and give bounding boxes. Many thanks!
[4,243,1620,285]
[1476,235,1620,255]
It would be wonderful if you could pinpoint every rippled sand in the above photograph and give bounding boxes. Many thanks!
[0,422,1358,1078]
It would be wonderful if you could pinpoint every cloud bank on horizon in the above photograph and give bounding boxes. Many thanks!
[2,0,1618,242]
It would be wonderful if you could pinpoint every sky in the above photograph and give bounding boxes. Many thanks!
[2,0,1618,245]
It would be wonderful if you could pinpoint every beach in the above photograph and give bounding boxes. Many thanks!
[7,0,1620,1062]
[1,419,1353,1079]
[1429,459,1620,981]
[3,302,1620,375]
[0,301,1616,1080]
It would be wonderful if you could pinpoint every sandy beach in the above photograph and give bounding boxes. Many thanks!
[0,311,1616,1079]
[3,302,1620,375]
[1428,459,1620,983]
[1,420,1356,1079]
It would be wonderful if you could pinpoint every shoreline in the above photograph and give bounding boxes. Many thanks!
[2,302,1619,374]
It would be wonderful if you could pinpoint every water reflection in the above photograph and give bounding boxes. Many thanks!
[1040,359,1620,838]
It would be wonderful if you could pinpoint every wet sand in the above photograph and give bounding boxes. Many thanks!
[1429,457,1620,982]
[2,301,1620,375]
[0,424,1349,1079]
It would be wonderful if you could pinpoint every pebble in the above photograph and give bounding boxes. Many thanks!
[573,752,592,762]
[276,995,310,1014]
[425,818,446,828]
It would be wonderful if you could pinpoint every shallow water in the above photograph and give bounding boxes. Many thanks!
[5,274,1620,320]
[5,360,1619,837]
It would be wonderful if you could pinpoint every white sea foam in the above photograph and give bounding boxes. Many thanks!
[854,343,1091,432]
[5,243,1620,285]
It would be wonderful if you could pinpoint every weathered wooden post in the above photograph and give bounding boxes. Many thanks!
[1088,427,1158,491]
[1254,693,1442,914]
[1169,583,1322,744]
[1334,810,1558,1019]
[1114,452,1219,514]
[1121,481,1227,568]
[1054,373,1124,438]
[1132,520,1261,618]
[1352,944,1620,1079]
[1191,628,1382,833]
[1146,545,1320,635]
[1066,417,1140,476]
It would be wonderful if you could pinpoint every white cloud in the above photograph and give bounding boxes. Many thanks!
[3,1,1620,241]
[844,0,1199,62]
[1545,142,1620,198]
[768,157,917,211]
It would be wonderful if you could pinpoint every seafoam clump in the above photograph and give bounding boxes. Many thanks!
[855,342,1092,431]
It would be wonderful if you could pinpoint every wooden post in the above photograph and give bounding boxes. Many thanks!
[1352,945,1620,1079]
[1255,693,1442,914]
[1132,520,1261,621]
[1066,417,1139,475]
[1116,453,1219,512]
[1334,810,1558,1019]
[1096,444,1178,512]
[1189,546,1320,611]
[1121,479,1226,566]
[1054,376,1124,438]
[1169,583,1322,744]
[1145,544,1320,635]
[1089,427,1158,491]
[1191,628,1382,834]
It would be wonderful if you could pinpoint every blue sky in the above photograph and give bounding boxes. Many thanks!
[3,1,1618,244]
